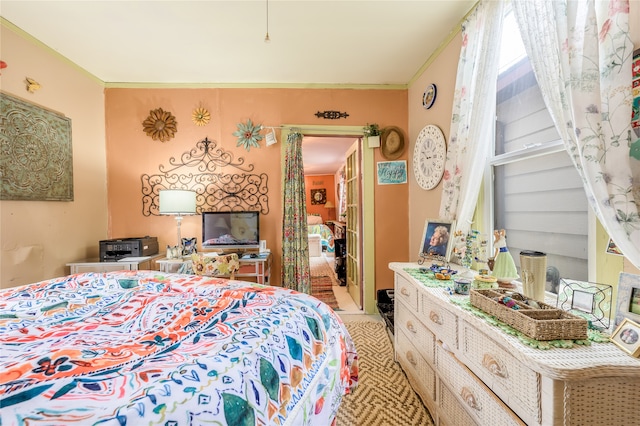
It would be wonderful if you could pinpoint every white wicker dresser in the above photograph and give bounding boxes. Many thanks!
[389,262,640,426]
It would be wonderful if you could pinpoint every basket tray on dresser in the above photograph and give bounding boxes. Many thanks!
[469,288,588,341]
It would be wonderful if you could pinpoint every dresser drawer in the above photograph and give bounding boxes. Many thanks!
[438,380,478,426]
[421,293,458,350]
[436,344,526,426]
[396,327,436,403]
[396,273,418,311]
[396,303,435,364]
[461,320,541,424]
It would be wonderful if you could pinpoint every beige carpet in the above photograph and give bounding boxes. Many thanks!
[336,321,434,426]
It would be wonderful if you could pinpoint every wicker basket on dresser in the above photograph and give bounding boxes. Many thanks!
[389,262,640,426]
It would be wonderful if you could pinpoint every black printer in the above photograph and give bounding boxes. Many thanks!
[99,236,159,262]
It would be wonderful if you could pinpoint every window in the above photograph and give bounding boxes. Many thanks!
[488,10,588,291]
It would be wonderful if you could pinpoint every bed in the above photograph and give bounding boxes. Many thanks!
[0,271,358,425]
[307,214,335,253]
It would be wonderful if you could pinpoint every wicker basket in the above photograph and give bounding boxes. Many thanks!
[470,288,588,341]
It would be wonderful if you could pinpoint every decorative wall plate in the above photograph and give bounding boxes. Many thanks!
[422,84,437,109]
[310,188,326,205]
[413,124,446,190]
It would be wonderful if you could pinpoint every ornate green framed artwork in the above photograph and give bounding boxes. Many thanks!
[0,92,73,201]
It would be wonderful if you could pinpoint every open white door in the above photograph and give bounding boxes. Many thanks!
[345,140,362,309]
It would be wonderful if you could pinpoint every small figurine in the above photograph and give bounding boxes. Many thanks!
[491,229,519,286]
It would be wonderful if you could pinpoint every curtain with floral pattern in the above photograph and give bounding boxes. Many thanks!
[281,132,311,293]
[438,1,504,234]
[512,0,639,268]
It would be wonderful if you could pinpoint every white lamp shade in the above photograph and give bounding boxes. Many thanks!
[159,189,197,215]
[324,201,335,209]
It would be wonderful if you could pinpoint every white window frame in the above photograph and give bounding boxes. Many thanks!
[482,6,594,284]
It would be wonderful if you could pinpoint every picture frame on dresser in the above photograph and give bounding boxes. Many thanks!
[419,218,455,264]
[614,272,640,327]
[610,318,640,357]
[556,278,613,330]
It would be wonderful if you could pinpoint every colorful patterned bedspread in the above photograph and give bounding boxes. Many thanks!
[0,271,358,425]
[308,224,335,251]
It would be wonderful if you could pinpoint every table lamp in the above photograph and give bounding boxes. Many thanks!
[159,189,197,251]
[324,200,335,220]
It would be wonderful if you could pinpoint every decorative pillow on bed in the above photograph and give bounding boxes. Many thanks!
[191,253,240,277]
[307,214,323,225]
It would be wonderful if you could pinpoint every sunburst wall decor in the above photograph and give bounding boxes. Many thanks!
[233,119,263,151]
[142,107,178,142]
[192,107,210,126]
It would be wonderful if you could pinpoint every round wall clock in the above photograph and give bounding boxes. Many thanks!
[422,84,437,109]
[413,124,446,190]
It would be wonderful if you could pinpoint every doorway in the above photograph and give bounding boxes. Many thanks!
[279,125,376,314]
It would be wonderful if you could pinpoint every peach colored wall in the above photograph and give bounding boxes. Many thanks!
[373,138,410,291]
[105,88,409,287]
[0,25,108,288]
[407,36,463,259]
[305,175,336,222]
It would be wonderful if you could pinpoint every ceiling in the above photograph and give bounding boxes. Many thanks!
[1,0,475,86]
[0,0,475,174]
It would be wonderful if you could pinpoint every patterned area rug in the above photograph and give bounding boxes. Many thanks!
[311,275,339,310]
[336,321,434,426]
[310,254,338,285]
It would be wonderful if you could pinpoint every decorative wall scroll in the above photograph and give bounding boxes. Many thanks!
[141,137,269,215]
[314,110,349,119]
[0,92,73,201]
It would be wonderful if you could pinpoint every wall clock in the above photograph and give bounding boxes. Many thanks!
[422,84,437,109]
[413,124,446,190]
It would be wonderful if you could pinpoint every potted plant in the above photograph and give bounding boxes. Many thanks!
[363,123,381,148]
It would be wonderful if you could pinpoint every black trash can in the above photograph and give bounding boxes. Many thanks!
[376,289,395,334]
[334,238,347,286]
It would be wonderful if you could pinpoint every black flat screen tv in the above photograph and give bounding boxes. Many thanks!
[202,211,260,250]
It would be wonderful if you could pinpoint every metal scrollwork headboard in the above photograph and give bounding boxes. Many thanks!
[141,137,269,216]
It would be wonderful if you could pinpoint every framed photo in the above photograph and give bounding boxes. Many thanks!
[556,279,613,330]
[419,219,455,263]
[377,160,407,185]
[610,318,640,357]
[614,273,640,327]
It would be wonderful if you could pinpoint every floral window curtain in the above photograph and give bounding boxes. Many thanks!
[438,0,504,234]
[512,0,640,268]
[282,132,311,293]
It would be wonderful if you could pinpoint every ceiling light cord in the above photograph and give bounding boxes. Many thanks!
[264,0,270,43]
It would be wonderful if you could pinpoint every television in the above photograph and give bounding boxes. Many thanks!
[202,211,260,251]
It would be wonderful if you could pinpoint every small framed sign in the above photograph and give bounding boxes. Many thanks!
[377,160,407,185]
